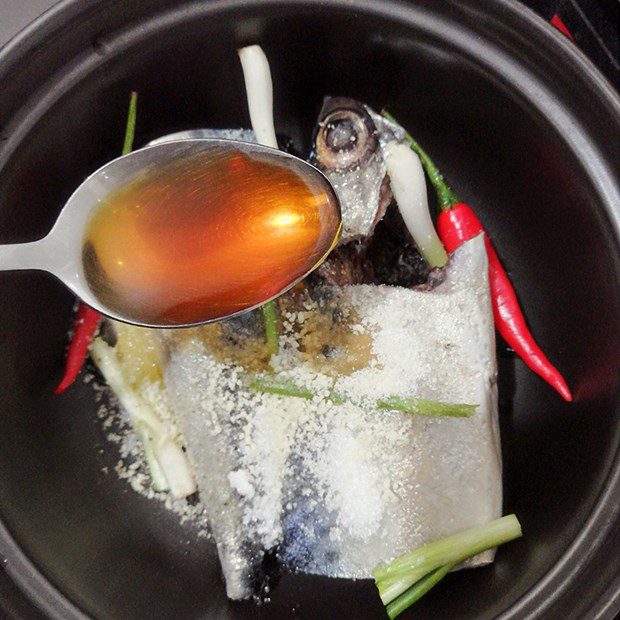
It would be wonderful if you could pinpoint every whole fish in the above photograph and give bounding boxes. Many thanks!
[142,125,501,600]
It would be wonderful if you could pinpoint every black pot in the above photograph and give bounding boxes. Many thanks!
[0,1,618,618]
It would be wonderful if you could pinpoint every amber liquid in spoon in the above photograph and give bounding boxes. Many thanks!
[83,147,340,325]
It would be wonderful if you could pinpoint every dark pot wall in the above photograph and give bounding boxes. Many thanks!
[0,1,618,619]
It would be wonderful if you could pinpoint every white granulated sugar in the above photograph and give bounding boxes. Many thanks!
[322,417,393,538]
[236,399,297,548]
[159,236,500,600]
[228,470,255,500]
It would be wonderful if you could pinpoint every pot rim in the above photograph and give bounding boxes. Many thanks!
[0,1,618,618]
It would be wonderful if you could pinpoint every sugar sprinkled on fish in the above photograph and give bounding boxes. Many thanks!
[161,236,501,599]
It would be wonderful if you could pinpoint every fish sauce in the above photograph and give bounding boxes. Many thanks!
[83,147,340,325]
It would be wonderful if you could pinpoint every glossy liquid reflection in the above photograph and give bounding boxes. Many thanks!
[83,147,341,325]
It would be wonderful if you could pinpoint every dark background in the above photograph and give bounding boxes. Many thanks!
[525,0,619,86]
[0,1,617,85]
[0,0,617,618]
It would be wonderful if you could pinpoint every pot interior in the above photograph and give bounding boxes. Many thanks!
[0,1,618,618]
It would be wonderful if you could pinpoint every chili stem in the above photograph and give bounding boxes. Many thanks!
[381,110,459,211]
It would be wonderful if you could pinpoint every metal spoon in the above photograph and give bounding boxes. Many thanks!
[0,139,341,327]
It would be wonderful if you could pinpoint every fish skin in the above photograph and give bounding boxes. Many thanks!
[161,235,501,599]
[311,99,437,289]
[147,128,257,146]
[310,98,391,244]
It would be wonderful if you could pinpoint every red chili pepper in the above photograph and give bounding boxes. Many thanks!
[437,204,572,401]
[56,92,138,394]
[381,111,572,401]
[55,304,100,394]
[550,13,574,41]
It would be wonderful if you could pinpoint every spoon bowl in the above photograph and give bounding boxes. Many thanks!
[0,139,341,327]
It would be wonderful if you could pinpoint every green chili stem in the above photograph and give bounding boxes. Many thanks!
[122,91,138,155]
[261,301,279,355]
[386,562,455,619]
[381,110,459,211]
[377,396,475,419]
[247,375,476,418]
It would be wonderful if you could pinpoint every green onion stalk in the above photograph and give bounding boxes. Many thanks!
[247,375,476,419]
[386,562,455,619]
[373,515,522,617]
[381,110,460,212]
[91,339,196,499]
[238,45,283,355]
[90,92,197,497]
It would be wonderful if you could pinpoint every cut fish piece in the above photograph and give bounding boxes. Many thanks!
[160,235,500,599]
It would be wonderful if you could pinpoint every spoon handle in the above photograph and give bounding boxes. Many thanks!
[0,237,55,273]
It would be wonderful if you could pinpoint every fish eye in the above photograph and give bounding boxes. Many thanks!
[325,115,359,150]
[315,100,378,170]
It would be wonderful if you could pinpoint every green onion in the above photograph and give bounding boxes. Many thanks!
[247,375,476,418]
[383,140,448,268]
[122,91,138,155]
[134,422,169,492]
[90,92,197,499]
[262,301,279,355]
[237,47,281,356]
[91,338,196,499]
[326,392,346,405]
[386,562,455,619]
[248,375,312,399]
[374,514,522,608]
[381,110,460,212]
[377,395,475,418]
